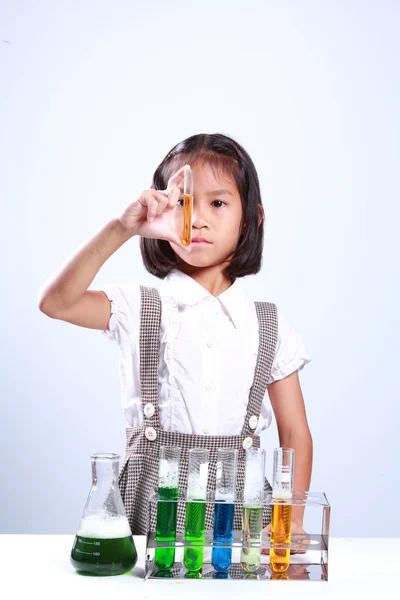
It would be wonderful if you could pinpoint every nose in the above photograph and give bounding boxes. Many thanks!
[192,204,208,229]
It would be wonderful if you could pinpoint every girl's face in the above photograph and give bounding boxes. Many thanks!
[169,162,243,273]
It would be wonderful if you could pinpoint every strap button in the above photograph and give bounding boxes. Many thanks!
[249,415,258,430]
[243,437,253,450]
[144,403,155,418]
[145,427,157,441]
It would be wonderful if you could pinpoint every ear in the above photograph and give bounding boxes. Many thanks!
[242,205,264,232]
[258,204,264,226]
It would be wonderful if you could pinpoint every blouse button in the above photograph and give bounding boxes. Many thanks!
[144,403,155,418]
[243,437,253,450]
[145,427,157,441]
[249,415,258,430]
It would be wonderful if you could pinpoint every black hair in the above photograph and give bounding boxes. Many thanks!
[140,133,264,279]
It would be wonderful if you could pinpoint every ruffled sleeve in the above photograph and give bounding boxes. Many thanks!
[94,284,140,345]
[268,311,312,384]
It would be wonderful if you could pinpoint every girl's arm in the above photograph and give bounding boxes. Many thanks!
[38,166,190,329]
[267,370,313,526]
[38,218,135,329]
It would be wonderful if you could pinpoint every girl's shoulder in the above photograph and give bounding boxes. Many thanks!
[93,283,142,343]
[246,287,311,381]
[93,281,171,344]
[268,307,312,383]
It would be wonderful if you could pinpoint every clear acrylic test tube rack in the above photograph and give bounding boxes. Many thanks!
[144,490,330,581]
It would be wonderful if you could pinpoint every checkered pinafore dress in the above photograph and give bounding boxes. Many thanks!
[118,285,278,535]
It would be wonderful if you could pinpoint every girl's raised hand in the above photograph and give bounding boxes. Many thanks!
[117,165,191,249]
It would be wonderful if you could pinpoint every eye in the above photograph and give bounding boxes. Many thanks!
[177,198,184,206]
[212,200,226,208]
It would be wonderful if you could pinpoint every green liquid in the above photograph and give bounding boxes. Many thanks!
[240,505,263,573]
[184,500,206,572]
[155,486,178,570]
[70,535,137,576]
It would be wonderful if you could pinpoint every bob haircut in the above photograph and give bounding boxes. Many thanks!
[140,133,264,280]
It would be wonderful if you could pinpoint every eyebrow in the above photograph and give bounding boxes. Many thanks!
[205,189,234,197]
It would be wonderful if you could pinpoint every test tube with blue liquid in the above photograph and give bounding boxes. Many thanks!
[211,448,238,573]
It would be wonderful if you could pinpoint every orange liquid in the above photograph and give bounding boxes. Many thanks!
[270,502,292,573]
[181,194,193,246]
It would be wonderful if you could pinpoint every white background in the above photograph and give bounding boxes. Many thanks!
[0,0,398,536]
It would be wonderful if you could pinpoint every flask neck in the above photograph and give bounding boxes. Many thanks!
[91,454,119,486]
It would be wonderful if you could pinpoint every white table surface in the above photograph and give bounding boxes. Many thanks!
[0,535,398,599]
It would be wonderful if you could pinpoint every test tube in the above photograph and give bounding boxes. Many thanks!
[181,169,193,246]
[155,446,181,571]
[211,448,238,573]
[240,448,266,572]
[270,447,294,573]
[184,448,209,574]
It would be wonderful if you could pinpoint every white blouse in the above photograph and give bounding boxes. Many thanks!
[97,269,311,436]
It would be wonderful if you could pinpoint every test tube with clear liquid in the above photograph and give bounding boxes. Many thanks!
[184,448,209,574]
[70,453,137,576]
[181,169,193,246]
[155,446,181,571]
[240,448,266,572]
[270,447,294,573]
[212,448,238,573]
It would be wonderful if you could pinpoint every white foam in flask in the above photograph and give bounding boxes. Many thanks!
[77,515,132,539]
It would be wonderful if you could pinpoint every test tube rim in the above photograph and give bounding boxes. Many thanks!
[91,453,120,461]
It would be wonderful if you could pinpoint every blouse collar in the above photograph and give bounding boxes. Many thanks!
[162,269,252,329]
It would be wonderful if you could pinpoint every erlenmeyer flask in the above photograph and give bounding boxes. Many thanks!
[70,453,137,576]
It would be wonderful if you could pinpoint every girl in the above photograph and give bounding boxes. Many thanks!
[38,133,312,542]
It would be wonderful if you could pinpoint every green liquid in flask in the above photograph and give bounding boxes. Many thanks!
[184,500,206,572]
[155,486,179,570]
[70,517,137,576]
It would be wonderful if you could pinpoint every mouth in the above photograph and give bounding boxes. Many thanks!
[191,238,211,246]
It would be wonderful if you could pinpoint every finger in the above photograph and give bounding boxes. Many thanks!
[261,526,270,554]
[154,191,170,214]
[169,232,192,252]
[166,184,181,209]
[147,197,159,222]
[165,164,190,193]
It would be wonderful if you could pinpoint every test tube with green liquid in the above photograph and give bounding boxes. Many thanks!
[184,448,209,574]
[155,446,181,571]
[240,448,266,572]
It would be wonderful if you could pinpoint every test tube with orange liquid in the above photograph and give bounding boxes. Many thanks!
[181,169,193,246]
[270,448,294,574]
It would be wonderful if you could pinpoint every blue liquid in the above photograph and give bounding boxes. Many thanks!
[213,572,231,579]
[212,501,234,572]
